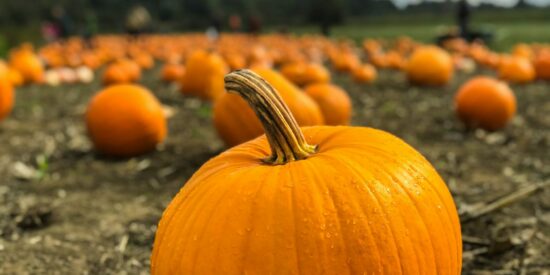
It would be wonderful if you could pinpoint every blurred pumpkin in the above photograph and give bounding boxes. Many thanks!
[102,63,131,85]
[86,84,167,157]
[9,46,45,84]
[406,45,453,86]
[498,56,535,84]
[117,58,142,82]
[213,68,324,147]
[152,70,462,275]
[180,50,228,101]
[134,53,155,69]
[160,63,185,83]
[7,67,24,87]
[352,64,377,84]
[512,43,533,60]
[0,77,14,122]
[280,62,330,86]
[455,76,516,131]
[304,83,352,125]
[533,51,550,80]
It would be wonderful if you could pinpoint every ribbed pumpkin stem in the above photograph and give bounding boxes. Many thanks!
[224,69,317,164]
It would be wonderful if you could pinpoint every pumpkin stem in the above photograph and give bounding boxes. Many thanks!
[224,69,317,165]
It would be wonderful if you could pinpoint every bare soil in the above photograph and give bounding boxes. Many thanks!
[0,68,548,274]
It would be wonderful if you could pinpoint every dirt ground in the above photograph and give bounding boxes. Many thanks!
[0,67,548,274]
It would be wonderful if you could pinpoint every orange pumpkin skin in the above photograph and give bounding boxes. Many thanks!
[180,50,229,101]
[498,56,535,84]
[352,64,377,84]
[280,63,330,86]
[86,84,167,157]
[9,49,45,84]
[118,59,142,82]
[134,54,155,70]
[455,77,516,130]
[304,83,352,125]
[0,77,14,122]
[7,67,24,87]
[213,68,324,147]
[102,64,131,86]
[161,63,186,83]
[533,51,550,80]
[406,46,453,86]
[151,126,462,274]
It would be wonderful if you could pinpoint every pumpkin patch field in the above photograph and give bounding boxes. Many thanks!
[0,32,549,274]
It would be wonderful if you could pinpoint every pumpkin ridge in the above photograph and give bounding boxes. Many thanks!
[238,168,277,274]
[151,162,230,268]
[188,173,254,273]
[155,166,240,273]
[346,144,454,272]
[325,174,357,274]
[336,155,407,274]
[401,163,462,272]
[364,145,460,273]
[287,164,305,275]
[300,159,334,273]
[304,158,352,273]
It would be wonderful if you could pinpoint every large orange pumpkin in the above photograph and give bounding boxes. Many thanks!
[86,84,167,157]
[304,83,352,125]
[213,68,324,147]
[0,77,14,122]
[455,76,516,130]
[180,50,228,101]
[533,51,550,80]
[406,45,453,86]
[498,56,535,84]
[152,70,462,274]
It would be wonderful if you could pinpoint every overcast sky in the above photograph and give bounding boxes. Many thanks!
[390,0,550,9]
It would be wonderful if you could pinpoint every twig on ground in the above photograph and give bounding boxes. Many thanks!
[460,181,548,222]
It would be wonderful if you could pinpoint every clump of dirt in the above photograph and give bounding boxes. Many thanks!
[0,68,548,273]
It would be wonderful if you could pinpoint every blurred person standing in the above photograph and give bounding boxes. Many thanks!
[126,5,152,38]
[457,0,471,39]
[248,14,262,35]
[51,6,72,40]
[229,14,242,32]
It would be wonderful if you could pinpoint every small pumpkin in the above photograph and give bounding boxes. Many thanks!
[352,64,377,84]
[280,62,330,86]
[86,84,167,157]
[134,53,155,70]
[213,68,324,147]
[152,69,462,274]
[0,77,14,122]
[304,83,352,125]
[180,50,229,101]
[102,63,131,86]
[498,56,535,84]
[117,58,142,82]
[406,45,453,86]
[455,76,516,130]
[160,63,186,83]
